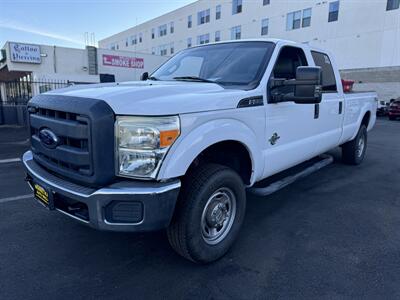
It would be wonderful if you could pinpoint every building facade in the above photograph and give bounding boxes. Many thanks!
[0,42,168,104]
[99,0,400,101]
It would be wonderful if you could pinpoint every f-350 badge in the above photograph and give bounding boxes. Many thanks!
[269,133,280,145]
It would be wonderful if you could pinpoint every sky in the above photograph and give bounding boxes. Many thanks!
[0,0,195,49]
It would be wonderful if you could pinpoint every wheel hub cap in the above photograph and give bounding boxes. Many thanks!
[207,202,228,227]
[201,188,237,245]
[356,135,365,158]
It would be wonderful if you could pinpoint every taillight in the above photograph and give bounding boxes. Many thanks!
[342,79,355,93]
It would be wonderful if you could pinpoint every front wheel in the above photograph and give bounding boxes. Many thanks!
[167,163,246,264]
[342,124,368,165]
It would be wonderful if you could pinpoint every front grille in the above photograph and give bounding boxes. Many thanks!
[28,94,116,187]
[37,107,79,121]
[30,108,93,177]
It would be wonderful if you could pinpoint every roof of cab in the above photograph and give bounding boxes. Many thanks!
[190,38,328,51]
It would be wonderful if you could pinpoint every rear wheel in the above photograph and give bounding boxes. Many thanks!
[389,116,396,121]
[342,125,368,165]
[167,163,246,264]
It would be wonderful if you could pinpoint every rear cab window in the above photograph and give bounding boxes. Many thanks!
[311,51,337,92]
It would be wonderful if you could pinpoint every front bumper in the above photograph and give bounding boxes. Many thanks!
[22,151,180,232]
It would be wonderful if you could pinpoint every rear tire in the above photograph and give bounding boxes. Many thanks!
[167,163,246,264]
[342,125,368,165]
[389,116,396,121]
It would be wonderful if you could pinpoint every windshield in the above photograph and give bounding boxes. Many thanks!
[151,41,275,90]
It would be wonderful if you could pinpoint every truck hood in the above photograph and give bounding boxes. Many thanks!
[47,81,250,115]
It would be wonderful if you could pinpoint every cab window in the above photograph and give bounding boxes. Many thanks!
[311,51,337,92]
[273,46,308,80]
[269,46,308,102]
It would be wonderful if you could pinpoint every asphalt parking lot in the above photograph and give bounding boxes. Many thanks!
[0,119,399,299]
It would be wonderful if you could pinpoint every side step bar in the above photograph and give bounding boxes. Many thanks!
[248,154,334,196]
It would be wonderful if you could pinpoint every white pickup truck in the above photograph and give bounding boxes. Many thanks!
[23,39,377,263]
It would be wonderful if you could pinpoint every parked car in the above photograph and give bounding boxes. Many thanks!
[23,39,377,263]
[377,100,389,116]
[389,98,400,120]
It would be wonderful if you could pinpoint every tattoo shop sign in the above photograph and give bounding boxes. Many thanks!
[9,42,41,64]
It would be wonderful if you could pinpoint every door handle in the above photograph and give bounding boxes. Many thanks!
[314,104,319,119]
[339,101,343,114]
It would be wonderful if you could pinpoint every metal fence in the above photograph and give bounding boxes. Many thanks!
[1,75,93,105]
[0,76,94,125]
[3,77,70,105]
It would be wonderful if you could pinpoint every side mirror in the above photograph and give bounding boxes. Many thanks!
[293,66,322,104]
[140,72,149,81]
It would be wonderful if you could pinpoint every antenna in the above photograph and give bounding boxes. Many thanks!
[84,32,89,46]
[90,33,96,46]
[84,32,96,46]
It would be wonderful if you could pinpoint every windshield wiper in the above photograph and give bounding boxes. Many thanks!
[173,76,217,84]
[148,76,159,81]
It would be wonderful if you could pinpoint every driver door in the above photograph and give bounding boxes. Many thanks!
[263,46,319,178]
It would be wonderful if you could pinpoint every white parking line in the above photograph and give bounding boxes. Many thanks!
[0,158,21,164]
[0,194,32,204]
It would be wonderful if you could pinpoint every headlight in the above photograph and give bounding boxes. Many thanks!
[115,116,180,179]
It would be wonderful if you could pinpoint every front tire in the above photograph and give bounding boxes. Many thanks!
[167,163,246,264]
[342,124,368,165]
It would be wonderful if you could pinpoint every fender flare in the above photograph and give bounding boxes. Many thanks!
[157,119,263,185]
[350,108,372,141]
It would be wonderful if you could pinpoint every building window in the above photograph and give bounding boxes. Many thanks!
[232,0,242,15]
[198,9,211,25]
[261,18,269,35]
[231,25,241,40]
[131,35,137,45]
[328,1,340,22]
[263,0,270,5]
[302,8,312,27]
[125,39,129,47]
[158,24,167,37]
[387,0,400,10]
[152,28,155,39]
[216,5,221,19]
[170,42,174,54]
[159,45,168,56]
[139,33,143,43]
[215,31,221,42]
[287,10,301,30]
[188,15,193,28]
[152,47,156,55]
[187,37,192,48]
[170,22,174,34]
[287,9,311,30]
[197,33,210,45]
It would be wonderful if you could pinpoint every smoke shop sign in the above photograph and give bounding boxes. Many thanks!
[102,54,144,69]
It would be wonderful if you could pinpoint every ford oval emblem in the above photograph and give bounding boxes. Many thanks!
[39,128,59,149]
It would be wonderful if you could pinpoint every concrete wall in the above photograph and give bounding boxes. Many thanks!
[0,105,28,126]
[1,42,168,84]
[4,43,92,77]
[97,48,168,82]
[341,66,400,102]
